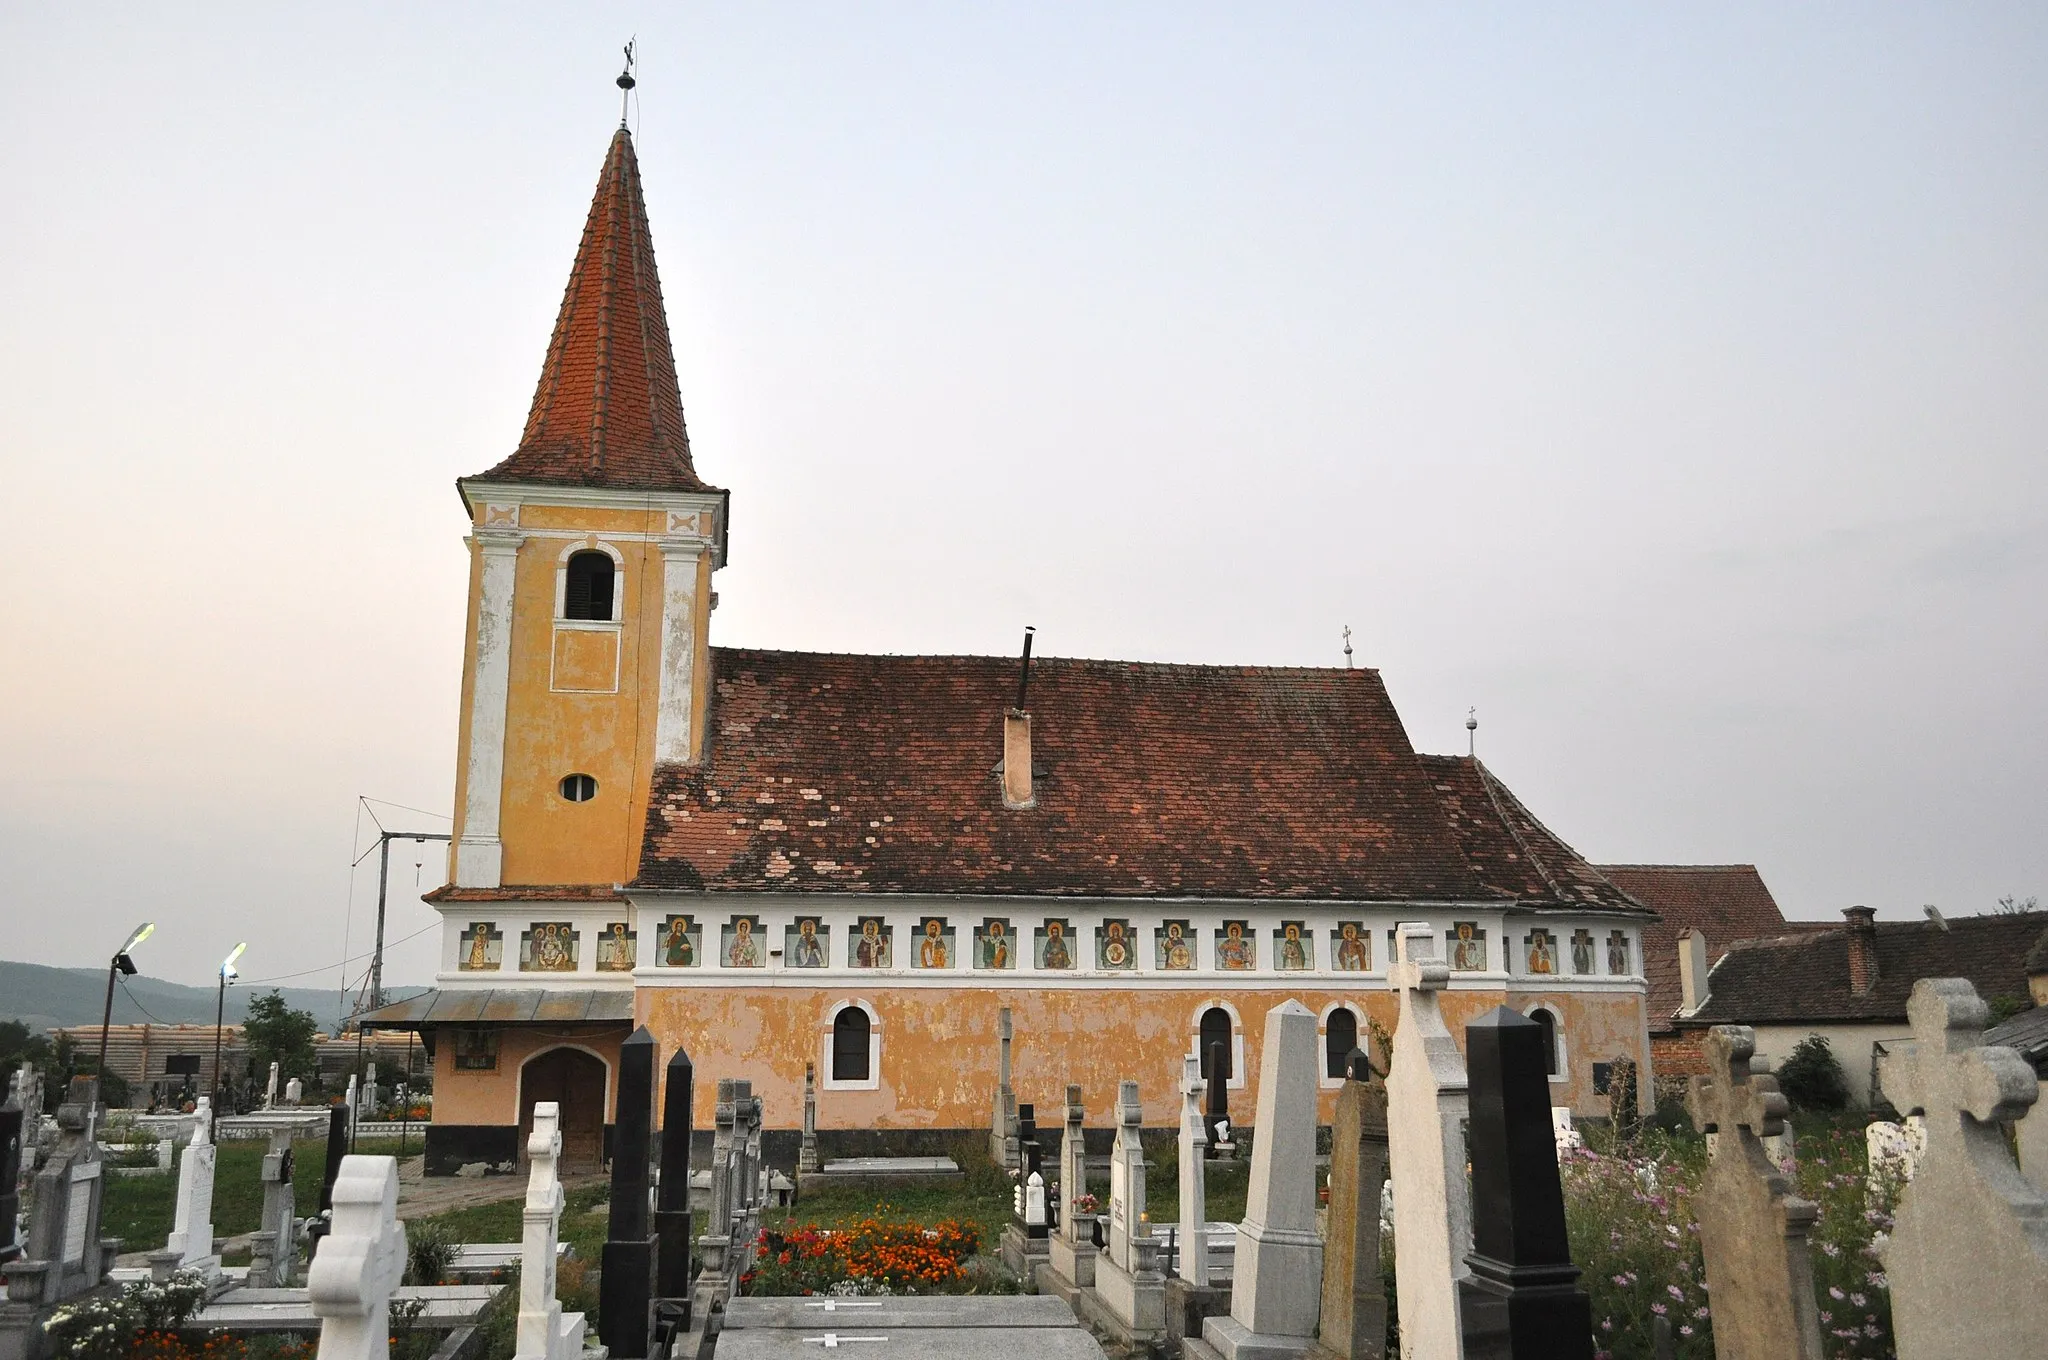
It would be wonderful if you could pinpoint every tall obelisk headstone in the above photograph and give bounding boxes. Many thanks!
[654,1046,695,1334]
[599,1028,659,1359]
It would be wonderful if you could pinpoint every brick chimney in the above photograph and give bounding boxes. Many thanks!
[1843,905,1879,996]
[1677,929,1711,1014]
[1002,710,1035,809]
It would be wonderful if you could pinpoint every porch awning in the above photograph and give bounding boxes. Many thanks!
[355,988,635,1029]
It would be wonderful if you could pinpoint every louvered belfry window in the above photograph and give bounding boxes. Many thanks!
[564,550,615,621]
[832,1007,871,1083]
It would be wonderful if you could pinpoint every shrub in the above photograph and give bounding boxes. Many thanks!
[405,1218,458,1286]
[1777,1036,1851,1112]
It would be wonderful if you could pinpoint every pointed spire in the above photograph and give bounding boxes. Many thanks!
[473,127,711,492]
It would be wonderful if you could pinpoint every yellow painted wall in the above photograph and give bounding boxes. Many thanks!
[431,1024,628,1124]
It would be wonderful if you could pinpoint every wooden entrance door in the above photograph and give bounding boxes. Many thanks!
[519,1047,608,1173]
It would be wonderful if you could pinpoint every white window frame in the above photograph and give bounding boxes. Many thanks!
[555,540,626,624]
[1190,999,1247,1092]
[1316,1000,1368,1089]
[1524,1003,1569,1084]
[822,998,882,1092]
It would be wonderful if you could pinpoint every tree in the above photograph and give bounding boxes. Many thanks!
[0,1020,54,1104]
[1993,894,2040,915]
[1776,1034,1850,1112]
[241,991,319,1085]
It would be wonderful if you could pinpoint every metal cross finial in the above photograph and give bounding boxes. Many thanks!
[617,38,637,126]
[1342,625,1353,669]
[1466,706,1478,756]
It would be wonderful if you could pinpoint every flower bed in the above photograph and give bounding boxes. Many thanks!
[1563,1122,1895,1360]
[743,1217,983,1296]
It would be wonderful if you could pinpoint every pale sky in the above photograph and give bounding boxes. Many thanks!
[3,5,2043,995]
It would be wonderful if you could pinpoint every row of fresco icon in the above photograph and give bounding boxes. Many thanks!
[459,917,1634,976]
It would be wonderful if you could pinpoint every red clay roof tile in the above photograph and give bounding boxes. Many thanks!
[1595,864,1793,1032]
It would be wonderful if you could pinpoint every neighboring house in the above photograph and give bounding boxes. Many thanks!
[1595,865,1798,1081]
[1671,907,2048,1108]
[357,118,1670,1174]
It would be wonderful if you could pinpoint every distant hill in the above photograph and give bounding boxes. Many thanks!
[0,960,427,1034]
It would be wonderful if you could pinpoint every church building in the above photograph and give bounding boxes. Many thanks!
[364,121,1660,1174]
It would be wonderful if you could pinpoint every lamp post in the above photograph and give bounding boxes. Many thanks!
[95,923,155,1110]
[212,942,247,1114]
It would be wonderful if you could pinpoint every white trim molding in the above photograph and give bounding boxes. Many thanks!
[822,998,883,1091]
[455,527,523,887]
[653,537,704,764]
[1316,999,1368,1089]
[1190,998,1248,1092]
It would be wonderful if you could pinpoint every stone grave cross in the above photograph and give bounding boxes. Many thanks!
[1685,1026,1822,1360]
[1877,978,2048,1355]
[307,1154,407,1360]
[265,1062,280,1110]
[799,1062,820,1175]
[1385,921,1471,1360]
[517,1103,587,1360]
[1048,1083,1097,1292]
[166,1096,220,1277]
[249,1128,299,1287]
[1177,1053,1209,1286]
[992,1008,1020,1168]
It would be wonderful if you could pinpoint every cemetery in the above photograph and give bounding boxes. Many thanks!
[6,952,2044,1359]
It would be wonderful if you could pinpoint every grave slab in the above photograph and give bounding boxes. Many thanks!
[717,1294,1106,1359]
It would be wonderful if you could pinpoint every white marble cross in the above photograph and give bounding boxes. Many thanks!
[167,1096,219,1275]
[1386,921,1471,1360]
[515,1103,586,1360]
[1177,1053,1210,1286]
[308,1154,408,1360]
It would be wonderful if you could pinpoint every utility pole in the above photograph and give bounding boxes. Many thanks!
[366,830,450,1014]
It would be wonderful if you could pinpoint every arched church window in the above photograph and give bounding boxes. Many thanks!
[1325,1005,1359,1079]
[832,1006,872,1083]
[1531,1006,1561,1077]
[564,550,616,621]
[1199,1006,1233,1083]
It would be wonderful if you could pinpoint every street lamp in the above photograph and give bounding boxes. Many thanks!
[212,943,247,1114]
[95,923,155,1110]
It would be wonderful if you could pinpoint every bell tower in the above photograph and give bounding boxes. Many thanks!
[447,125,725,890]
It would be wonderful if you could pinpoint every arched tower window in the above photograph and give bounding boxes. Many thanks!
[1531,1007,1560,1077]
[1199,1006,1234,1084]
[831,1006,872,1083]
[564,550,616,621]
[1325,1006,1359,1079]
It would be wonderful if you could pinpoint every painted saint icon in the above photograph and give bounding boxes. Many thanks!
[659,915,699,967]
[916,917,952,969]
[521,922,577,972]
[1215,921,1255,971]
[459,922,503,972]
[852,916,890,969]
[725,917,763,968]
[1098,920,1135,969]
[1039,920,1073,970]
[1449,922,1487,972]
[1275,921,1311,971]
[1607,930,1630,976]
[1333,921,1370,972]
[976,919,1014,969]
[595,922,636,972]
[1570,929,1594,976]
[1156,920,1194,970]
[788,917,826,969]
[1526,929,1556,975]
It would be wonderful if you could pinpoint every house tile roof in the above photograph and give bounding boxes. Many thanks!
[629,648,1649,911]
[1595,865,1792,1032]
[1681,913,2048,1027]
[467,127,712,495]
[1423,757,1643,913]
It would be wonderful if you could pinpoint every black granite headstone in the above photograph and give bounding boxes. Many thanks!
[302,1102,351,1252]
[0,1098,22,1266]
[601,1027,660,1359]
[654,1045,695,1331]
[1457,1007,1593,1359]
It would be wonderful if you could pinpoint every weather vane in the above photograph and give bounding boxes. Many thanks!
[617,38,637,126]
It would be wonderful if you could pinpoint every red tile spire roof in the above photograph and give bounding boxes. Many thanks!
[471,126,713,492]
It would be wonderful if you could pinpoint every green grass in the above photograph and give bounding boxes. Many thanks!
[99,1134,427,1250]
